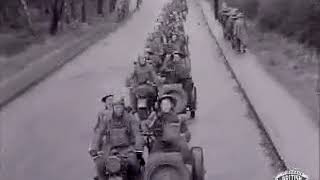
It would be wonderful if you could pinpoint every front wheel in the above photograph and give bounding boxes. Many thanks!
[191,147,205,180]
[137,108,149,120]
[190,86,197,119]
[190,110,195,119]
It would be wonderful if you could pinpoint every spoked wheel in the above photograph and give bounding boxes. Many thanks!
[191,147,205,180]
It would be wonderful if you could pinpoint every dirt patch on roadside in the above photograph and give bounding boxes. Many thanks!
[246,24,319,125]
[205,0,318,125]
[0,15,117,83]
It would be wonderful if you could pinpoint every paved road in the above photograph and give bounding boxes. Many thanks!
[185,0,273,179]
[0,0,168,179]
[0,0,275,180]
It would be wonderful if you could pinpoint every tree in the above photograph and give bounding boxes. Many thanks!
[20,0,35,34]
[81,0,87,22]
[70,0,77,20]
[97,0,104,16]
[50,0,64,34]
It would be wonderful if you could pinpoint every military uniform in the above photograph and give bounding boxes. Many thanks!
[160,54,193,107]
[90,111,144,180]
[128,64,159,112]
[146,111,191,163]
[233,16,248,52]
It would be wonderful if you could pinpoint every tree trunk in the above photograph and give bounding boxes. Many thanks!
[97,0,104,15]
[50,0,64,35]
[63,0,71,24]
[50,0,59,34]
[70,0,76,20]
[109,0,117,13]
[4,7,9,22]
[0,13,3,26]
[214,0,219,19]
[19,0,35,35]
[81,0,87,22]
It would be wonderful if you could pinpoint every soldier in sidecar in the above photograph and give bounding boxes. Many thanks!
[159,50,197,118]
[141,95,205,180]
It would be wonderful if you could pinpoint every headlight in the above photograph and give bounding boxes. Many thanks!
[105,156,121,173]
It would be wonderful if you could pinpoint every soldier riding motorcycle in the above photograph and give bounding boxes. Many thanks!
[127,56,162,121]
[159,51,196,117]
[89,95,145,180]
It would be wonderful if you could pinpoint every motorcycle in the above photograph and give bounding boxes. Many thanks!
[144,147,204,180]
[158,74,197,119]
[142,127,205,180]
[92,149,143,180]
[92,150,129,180]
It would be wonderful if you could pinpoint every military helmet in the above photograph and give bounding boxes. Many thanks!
[145,47,153,53]
[101,94,113,103]
[231,12,240,19]
[112,94,125,106]
[158,94,177,107]
[237,12,244,18]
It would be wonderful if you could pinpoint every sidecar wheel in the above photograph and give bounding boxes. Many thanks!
[144,153,190,180]
[191,147,205,180]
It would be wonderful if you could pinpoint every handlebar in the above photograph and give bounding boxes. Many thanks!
[141,132,155,136]
[92,151,105,160]
[92,150,129,160]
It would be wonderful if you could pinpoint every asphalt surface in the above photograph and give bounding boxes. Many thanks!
[0,0,276,180]
[186,0,273,179]
[200,0,319,179]
[0,0,168,179]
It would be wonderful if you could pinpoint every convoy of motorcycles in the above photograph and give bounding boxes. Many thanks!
[90,0,205,180]
[218,3,248,54]
[135,2,197,121]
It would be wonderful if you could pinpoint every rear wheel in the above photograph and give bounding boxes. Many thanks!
[190,86,197,119]
[191,147,205,180]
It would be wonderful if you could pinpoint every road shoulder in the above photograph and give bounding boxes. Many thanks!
[198,0,319,179]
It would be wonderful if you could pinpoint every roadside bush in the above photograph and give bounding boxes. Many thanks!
[215,0,320,51]
[224,0,259,18]
[256,0,290,31]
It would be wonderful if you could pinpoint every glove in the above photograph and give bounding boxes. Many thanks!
[136,152,145,166]
[89,149,98,157]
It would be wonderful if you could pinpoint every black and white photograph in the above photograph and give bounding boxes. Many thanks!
[0,0,319,180]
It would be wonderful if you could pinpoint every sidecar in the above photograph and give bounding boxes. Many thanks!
[143,147,205,180]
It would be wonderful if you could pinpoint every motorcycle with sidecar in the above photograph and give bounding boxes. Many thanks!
[142,126,205,180]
